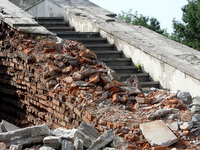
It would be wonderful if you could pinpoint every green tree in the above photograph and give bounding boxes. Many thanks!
[172,0,200,50]
[118,9,168,35]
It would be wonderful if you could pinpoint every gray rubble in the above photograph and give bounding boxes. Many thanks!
[88,130,114,150]
[0,124,52,147]
[0,121,116,150]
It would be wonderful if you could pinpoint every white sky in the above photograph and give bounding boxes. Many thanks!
[89,0,188,33]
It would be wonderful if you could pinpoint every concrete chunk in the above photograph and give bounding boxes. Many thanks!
[43,136,61,149]
[52,128,77,141]
[148,109,174,120]
[61,139,74,150]
[140,120,178,147]
[74,130,92,148]
[78,122,100,141]
[88,130,114,150]
[0,120,20,132]
[0,124,52,147]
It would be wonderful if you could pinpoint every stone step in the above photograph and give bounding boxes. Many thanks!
[140,81,160,88]
[100,58,133,66]
[119,73,150,82]
[93,51,123,58]
[56,32,100,38]
[69,38,107,44]
[37,17,161,90]
[111,66,138,74]
[84,44,116,50]
[46,26,75,31]
[39,22,69,27]
[35,17,64,22]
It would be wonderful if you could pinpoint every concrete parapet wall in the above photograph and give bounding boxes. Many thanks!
[4,0,200,97]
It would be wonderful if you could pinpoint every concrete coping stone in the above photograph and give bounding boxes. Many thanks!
[0,0,53,35]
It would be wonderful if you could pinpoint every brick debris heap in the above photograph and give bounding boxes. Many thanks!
[0,21,200,149]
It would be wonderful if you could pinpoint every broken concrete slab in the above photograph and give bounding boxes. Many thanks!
[43,136,61,149]
[61,139,74,150]
[140,120,178,147]
[0,124,52,147]
[52,128,77,141]
[0,120,20,132]
[78,122,100,141]
[74,130,92,148]
[87,130,114,150]
[167,122,179,131]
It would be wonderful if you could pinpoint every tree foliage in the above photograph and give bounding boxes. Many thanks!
[171,0,200,50]
[118,9,167,35]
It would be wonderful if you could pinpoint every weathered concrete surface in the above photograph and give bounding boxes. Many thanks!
[18,0,200,97]
[88,130,114,150]
[0,124,52,147]
[140,120,178,147]
[0,120,20,132]
[1,0,52,35]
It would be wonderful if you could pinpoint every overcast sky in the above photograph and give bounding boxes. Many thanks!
[89,0,188,33]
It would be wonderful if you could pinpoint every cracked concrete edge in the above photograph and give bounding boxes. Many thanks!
[0,0,53,35]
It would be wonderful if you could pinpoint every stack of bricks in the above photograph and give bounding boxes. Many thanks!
[0,21,139,130]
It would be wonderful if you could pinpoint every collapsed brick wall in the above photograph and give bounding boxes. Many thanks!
[0,21,136,131]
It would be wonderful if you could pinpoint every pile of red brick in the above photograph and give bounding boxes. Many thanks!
[0,22,199,149]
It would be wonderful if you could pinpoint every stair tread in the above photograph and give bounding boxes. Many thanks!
[84,44,115,47]
[56,32,99,35]
[111,66,138,70]
[93,51,122,54]
[140,81,160,85]
[35,17,64,20]
[119,73,149,76]
[46,27,74,30]
[38,21,68,26]
[69,38,107,41]
[100,58,131,61]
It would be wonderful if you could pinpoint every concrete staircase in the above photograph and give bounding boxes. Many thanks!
[36,17,160,91]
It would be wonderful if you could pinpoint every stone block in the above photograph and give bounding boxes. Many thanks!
[0,124,52,147]
[88,130,114,150]
[140,120,178,147]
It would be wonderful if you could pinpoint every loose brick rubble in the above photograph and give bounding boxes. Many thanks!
[0,21,200,149]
